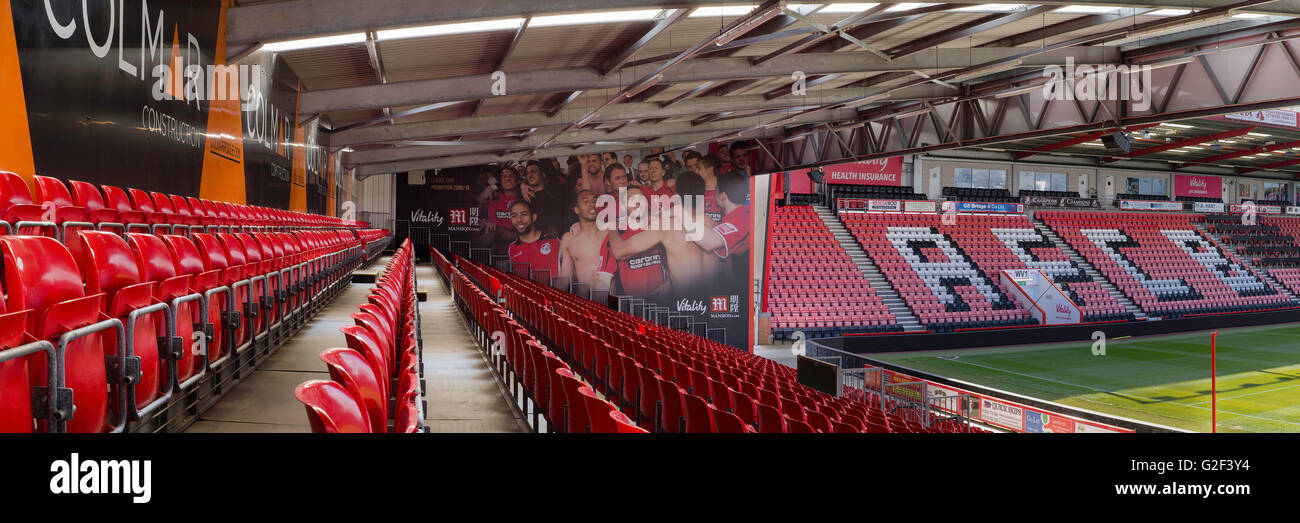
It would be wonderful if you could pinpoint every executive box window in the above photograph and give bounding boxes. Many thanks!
[954,167,1007,189]
[1019,171,1068,192]
[1262,182,1291,203]
[1126,176,1167,197]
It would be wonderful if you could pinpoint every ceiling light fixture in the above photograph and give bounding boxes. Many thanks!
[263,33,366,52]
[714,2,788,46]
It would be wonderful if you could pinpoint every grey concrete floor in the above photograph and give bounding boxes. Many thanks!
[186,259,526,433]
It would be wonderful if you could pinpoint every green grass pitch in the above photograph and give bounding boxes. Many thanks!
[867,323,1300,433]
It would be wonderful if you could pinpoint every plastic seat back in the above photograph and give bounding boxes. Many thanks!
[0,310,36,432]
[2,237,108,433]
[320,348,387,433]
[69,232,162,410]
[293,379,370,433]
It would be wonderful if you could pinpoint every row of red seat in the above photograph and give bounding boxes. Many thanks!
[296,240,423,433]
[1040,211,1291,317]
[437,249,645,432]
[469,255,984,433]
[0,172,367,241]
[767,206,896,338]
[0,227,375,432]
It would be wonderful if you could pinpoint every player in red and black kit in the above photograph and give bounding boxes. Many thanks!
[597,185,668,297]
[694,170,751,264]
[695,154,724,221]
[476,165,523,256]
[507,200,560,281]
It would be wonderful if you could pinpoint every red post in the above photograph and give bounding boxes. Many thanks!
[1210,330,1218,434]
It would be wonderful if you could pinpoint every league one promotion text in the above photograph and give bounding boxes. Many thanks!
[396,149,755,349]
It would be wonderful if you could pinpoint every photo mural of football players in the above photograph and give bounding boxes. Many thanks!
[729,141,751,175]
[559,189,612,294]
[474,165,522,253]
[582,153,607,196]
[683,150,702,176]
[697,154,724,221]
[637,159,651,185]
[507,200,561,281]
[643,158,676,207]
[607,171,721,294]
[598,185,669,297]
[714,142,731,169]
[693,170,752,270]
[521,160,563,238]
[600,152,619,171]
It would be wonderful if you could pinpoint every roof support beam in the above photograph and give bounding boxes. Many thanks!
[599,9,692,75]
[1101,126,1256,163]
[1177,139,1300,169]
[301,47,1117,114]
[228,1,1300,48]
[355,128,786,176]
[346,107,859,165]
[1014,124,1160,159]
[1239,157,1300,175]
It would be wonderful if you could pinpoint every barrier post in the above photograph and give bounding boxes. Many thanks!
[1211,330,1218,434]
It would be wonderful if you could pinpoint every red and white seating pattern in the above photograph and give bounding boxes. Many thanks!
[1269,267,1300,296]
[767,206,896,339]
[1040,211,1290,318]
[841,213,1041,331]
[295,240,423,433]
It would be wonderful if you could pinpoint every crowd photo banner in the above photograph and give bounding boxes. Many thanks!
[397,143,756,350]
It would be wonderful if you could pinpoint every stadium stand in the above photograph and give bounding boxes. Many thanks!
[1039,211,1291,318]
[1203,214,1300,267]
[766,206,897,339]
[0,171,389,432]
[841,212,1042,332]
[295,240,423,433]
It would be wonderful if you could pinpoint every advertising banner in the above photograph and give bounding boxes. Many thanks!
[867,199,901,212]
[1288,206,1300,215]
[1193,202,1226,213]
[1230,204,1283,214]
[1225,109,1299,128]
[944,201,1024,213]
[822,157,903,186]
[1173,174,1223,199]
[979,397,1026,431]
[903,200,937,213]
[397,147,754,349]
[6,1,333,213]
[1021,196,1099,208]
[1119,200,1183,211]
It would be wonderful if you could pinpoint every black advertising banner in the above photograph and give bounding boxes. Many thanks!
[6,1,330,212]
[11,0,222,195]
[239,50,295,209]
[397,147,755,349]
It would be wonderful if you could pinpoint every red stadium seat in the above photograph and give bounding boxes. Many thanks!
[294,379,371,433]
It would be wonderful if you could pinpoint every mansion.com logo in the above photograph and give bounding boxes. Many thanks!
[1041,57,1154,111]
